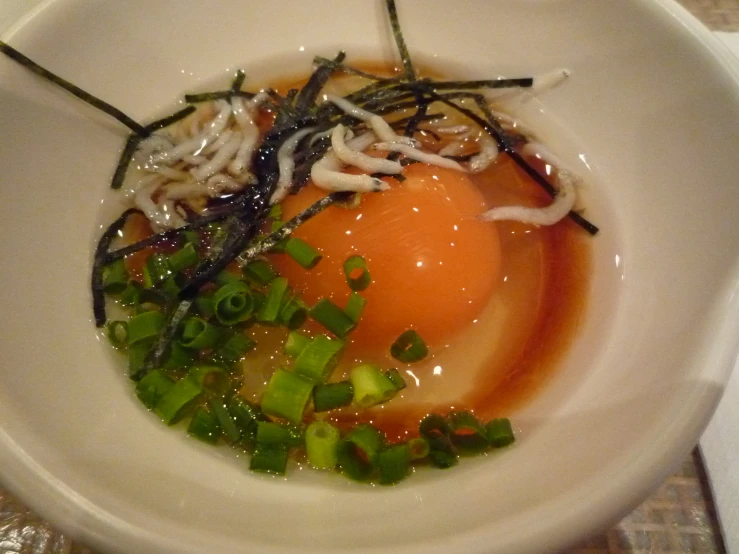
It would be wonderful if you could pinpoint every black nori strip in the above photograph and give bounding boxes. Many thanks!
[144,105,196,132]
[295,51,346,115]
[92,208,142,326]
[385,0,415,81]
[184,90,255,104]
[0,41,146,135]
[231,69,246,92]
[431,78,533,90]
[236,191,354,266]
[110,134,141,190]
[134,298,193,380]
[425,89,599,235]
[312,57,391,82]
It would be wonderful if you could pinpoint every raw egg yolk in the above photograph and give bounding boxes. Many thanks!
[273,163,502,354]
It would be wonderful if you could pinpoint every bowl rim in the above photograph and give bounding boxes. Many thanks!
[0,1,738,553]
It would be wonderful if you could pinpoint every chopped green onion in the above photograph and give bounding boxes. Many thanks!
[344,292,366,323]
[350,364,399,408]
[384,368,407,391]
[447,411,489,453]
[260,369,314,424]
[309,298,356,338]
[312,381,354,412]
[390,330,428,363]
[143,253,172,288]
[255,421,304,447]
[486,418,515,448]
[426,435,458,469]
[268,203,283,221]
[187,365,228,395]
[194,295,214,318]
[305,421,340,469]
[279,296,308,329]
[250,445,289,475]
[168,243,199,273]
[294,335,344,383]
[208,398,241,443]
[336,424,384,481]
[343,255,371,291]
[214,270,243,287]
[128,339,153,378]
[377,443,411,485]
[229,395,265,446]
[182,229,200,248]
[419,414,457,469]
[408,437,430,460]
[162,341,196,370]
[102,259,128,294]
[284,331,311,358]
[257,277,289,323]
[135,369,175,409]
[285,237,322,269]
[127,310,164,345]
[212,281,255,325]
[243,259,277,285]
[215,332,255,365]
[158,275,182,298]
[154,376,202,424]
[188,407,222,444]
[105,320,128,348]
[231,69,246,92]
[179,317,222,350]
[120,280,143,307]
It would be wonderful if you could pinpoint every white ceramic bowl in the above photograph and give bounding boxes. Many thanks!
[1,1,738,553]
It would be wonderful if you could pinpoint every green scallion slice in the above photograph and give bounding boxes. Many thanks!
[228,395,265,447]
[143,253,172,288]
[285,237,322,269]
[208,398,241,443]
[419,414,457,469]
[188,407,222,444]
[377,443,411,485]
[168,243,199,273]
[336,424,384,481]
[486,418,515,448]
[408,437,430,460]
[344,292,366,323]
[390,330,428,363]
[305,421,340,470]
[102,259,128,294]
[194,295,214,318]
[128,339,153,378]
[243,259,277,285]
[447,411,489,453]
[135,369,175,409]
[212,281,255,325]
[127,310,165,345]
[250,445,289,475]
[284,331,311,358]
[350,364,399,408]
[162,341,196,370]
[260,369,314,424]
[312,381,354,412]
[154,376,202,424]
[343,255,371,291]
[255,421,304,447]
[279,296,308,330]
[120,280,143,308]
[294,335,344,383]
[179,317,222,350]
[106,320,128,348]
[215,332,256,366]
[384,368,407,391]
[309,298,356,338]
[257,277,289,323]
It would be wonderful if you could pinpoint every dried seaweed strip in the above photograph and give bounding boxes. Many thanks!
[231,69,246,92]
[110,134,142,189]
[0,41,146,135]
[295,51,346,115]
[385,0,415,81]
[144,105,196,132]
[184,89,256,104]
[91,208,142,326]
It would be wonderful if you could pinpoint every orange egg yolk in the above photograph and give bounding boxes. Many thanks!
[273,163,502,355]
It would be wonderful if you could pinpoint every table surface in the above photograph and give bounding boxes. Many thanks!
[0,1,737,553]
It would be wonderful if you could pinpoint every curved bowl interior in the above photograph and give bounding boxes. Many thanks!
[0,1,738,553]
